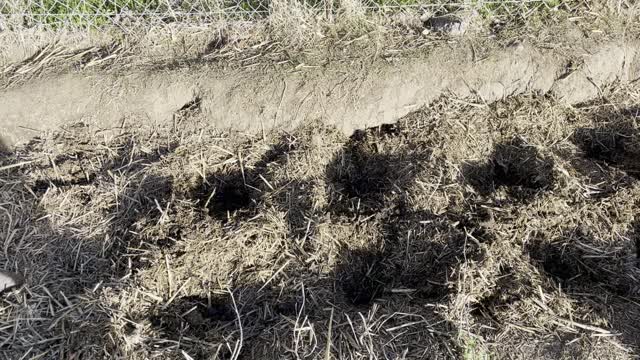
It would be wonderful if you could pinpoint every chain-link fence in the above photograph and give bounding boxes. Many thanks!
[0,0,581,31]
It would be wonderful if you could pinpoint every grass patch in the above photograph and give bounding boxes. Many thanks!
[29,0,162,26]
[2,0,589,29]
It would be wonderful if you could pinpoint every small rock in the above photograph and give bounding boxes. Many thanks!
[507,40,525,52]
[0,271,24,294]
[426,15,467,36]
[422,10,478,36]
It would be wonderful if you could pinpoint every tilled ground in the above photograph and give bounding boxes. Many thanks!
[1,91,640,359]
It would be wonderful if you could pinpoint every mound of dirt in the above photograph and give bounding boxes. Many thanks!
[3,38,640,150]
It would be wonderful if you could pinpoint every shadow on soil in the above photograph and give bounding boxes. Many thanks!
[145,210,474,358]
[26,136,180,273]
[335,208,485,307]
[459,113,640,354]
[326,124,431,216]
[570,107,640,196]
[188,135,298,223]
[326,124,478,304]
[188,133,319,260]
[20,118,628,357]
[0,135,180,357]
[556,108,640,352]
[462,137,555,202]
[526,226,640,352]
[469,262,531,322]
[141,124,477,358]
[190,168,258,221]
[33,138,179,274]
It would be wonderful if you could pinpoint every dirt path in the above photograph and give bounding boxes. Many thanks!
[2,37,639,147]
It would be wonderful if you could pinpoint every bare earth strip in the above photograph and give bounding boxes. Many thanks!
[2,35,640,148]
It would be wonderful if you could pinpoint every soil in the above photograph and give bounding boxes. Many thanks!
[2,33,640,149]
[2,15,640,360]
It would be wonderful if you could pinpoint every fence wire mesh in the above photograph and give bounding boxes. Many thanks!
[0,0,577,31]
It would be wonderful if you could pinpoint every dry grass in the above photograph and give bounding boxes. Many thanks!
[5,0,638,89]
[2,85,640,359]
[267,0,320,48]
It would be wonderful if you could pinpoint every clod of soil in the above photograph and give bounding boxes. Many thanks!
[176,96,202,113]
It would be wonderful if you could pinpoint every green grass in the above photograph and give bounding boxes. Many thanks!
[16,0,580,28]
[463,337,491,360]
[26,0,276,25]
[30,0,162,26]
